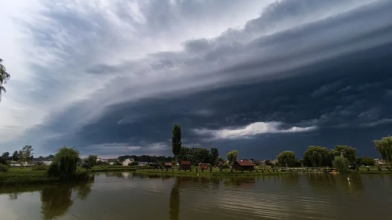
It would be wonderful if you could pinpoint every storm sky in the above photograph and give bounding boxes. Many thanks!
[1,0,392,159]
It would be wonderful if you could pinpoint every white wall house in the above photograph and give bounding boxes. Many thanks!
[122,158,134,166]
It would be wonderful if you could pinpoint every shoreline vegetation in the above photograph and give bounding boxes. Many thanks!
[135,166,392,177]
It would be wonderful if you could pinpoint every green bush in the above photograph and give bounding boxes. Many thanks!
[221,162,230,169]
[0,164,9,172]
[32,164,48,171]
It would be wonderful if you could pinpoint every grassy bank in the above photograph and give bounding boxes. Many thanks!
[136,168,289,177]
[135,166,392,177]
[91,165,138,172]
[0,167,93,187]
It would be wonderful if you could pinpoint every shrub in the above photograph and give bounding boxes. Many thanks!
[32,164,48,171]
[0,164,8,172]
[221,162,230,169]
[333,157,349,174]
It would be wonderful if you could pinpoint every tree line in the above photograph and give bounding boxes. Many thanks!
[276,136,392,168]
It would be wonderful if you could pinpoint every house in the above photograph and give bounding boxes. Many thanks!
[97,158,108,163]
[233,159,255,171]
[198,163,210,171]
[138,162,149,166]
[180,161,192,171]
[122,158,134,166]
[149,162,160,169]
[375,159,386,165]
[108,159,118,165]
[164,163,172,169]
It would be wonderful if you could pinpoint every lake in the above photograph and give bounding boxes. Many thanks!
[1,173,392,220]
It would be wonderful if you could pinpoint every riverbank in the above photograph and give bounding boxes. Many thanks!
[91,165,138,172]
[0,167,94,187]
[135,167,392,177]
[136,169,289,177]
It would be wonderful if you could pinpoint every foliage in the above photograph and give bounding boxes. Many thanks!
[277,151,296,167]
[86,155,97,167]
[303,146,330,167]
[11,150,19,161]
[209,148,219,166]
[0,164,8,172]
[360,157,375,166]
[217,157,225,163]
[331,145,357,163]
[177,147,212,164]
[47,147,80,181]
[0,58,11,101]
[0,156,8,165]
[333,156,349,174]
[227,150,238,164]
[1,152,10,160]
[172,124,182,162]
[19,145,34,164]
[265,160,272,166]
[374,136,392,164]
[32,164,48,171]
[221,162,230,169]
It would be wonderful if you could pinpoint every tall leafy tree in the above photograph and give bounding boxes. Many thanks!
[209,148,219,166]
[47,147,80,181]
[374,136,392,165]
[1,152,10,160]
[86,155,97,167]
[172,124,182,163]
[277,151,296,168]
[19,145,34,165]
[303,146,330,167]
[331,145,357,163]
[227,150,238,164]
[11,150,19,161]
[0,58,11,101]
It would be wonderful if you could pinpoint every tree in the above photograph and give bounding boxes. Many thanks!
[361,157,375,166]
[209,148,219,166]
[172,124,182,163]
[227,150,238,164]
[303,146,330,167]
[374,136,392,165]
[47,147,80,181]
[277,151,296,168]
[192,148,210,164]
[19,145,34,165]
[1,152,9,160]
[86,155,97,167]
[0,58,11,102]
[331,145,357,163]
[11,150,19,161]
[0,157,7,165]
[333,156,349,174]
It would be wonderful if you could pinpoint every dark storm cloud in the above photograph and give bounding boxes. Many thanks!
[10,0,392,158]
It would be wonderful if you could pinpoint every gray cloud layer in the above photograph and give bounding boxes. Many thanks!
[2,0,392,158]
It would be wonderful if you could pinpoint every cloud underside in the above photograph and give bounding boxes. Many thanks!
[194,122,316,139]
[1,0,392,157]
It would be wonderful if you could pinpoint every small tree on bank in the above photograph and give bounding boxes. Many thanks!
[374,136,392,166]
[47,147,80,181]
[227,150,238,164]
[86,155,97,167]
[333,156,349,174]
[172,124,182,164]
[277,151,296,168]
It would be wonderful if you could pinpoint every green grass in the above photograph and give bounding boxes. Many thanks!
[91,165,138,172]
[0,167,93,187]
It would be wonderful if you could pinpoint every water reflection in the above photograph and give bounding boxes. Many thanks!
[169,178,180,220]
[40,182,93,220]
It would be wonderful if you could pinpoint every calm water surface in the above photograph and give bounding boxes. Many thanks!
[1,173,392,220]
